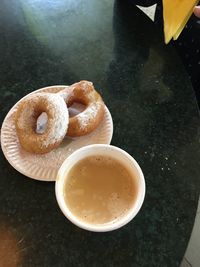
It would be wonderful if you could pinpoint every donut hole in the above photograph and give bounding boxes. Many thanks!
[68,103,86,118]
[36,112,48,134]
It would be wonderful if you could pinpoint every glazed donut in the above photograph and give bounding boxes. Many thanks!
[58,80,105,137]
[15,93,69,154]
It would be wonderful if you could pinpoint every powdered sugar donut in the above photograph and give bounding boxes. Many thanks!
[58,80,105,137]
[15,93,69,154]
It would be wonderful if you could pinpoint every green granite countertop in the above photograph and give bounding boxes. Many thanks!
[0,0,200,266]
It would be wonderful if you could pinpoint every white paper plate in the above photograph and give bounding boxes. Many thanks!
[1,86,113,181]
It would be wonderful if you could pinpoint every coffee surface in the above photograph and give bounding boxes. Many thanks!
[64,155,138,225]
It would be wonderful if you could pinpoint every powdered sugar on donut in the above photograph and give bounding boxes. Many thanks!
[77,103,102,130]
[58,87,74,102]
[39,93,69,147]
[17,105,35,130]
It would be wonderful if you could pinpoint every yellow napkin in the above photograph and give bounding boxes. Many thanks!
[163,0,199,44]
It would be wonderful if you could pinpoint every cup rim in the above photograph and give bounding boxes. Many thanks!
[55,144,145,232]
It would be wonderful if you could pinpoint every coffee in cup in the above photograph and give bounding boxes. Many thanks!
[63,155,138,225]
[55,145,145,232]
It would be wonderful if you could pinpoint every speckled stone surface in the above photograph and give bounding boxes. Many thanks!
[0,0,200,266]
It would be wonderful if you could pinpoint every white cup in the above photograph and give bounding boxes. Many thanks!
[55,144,145,232]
